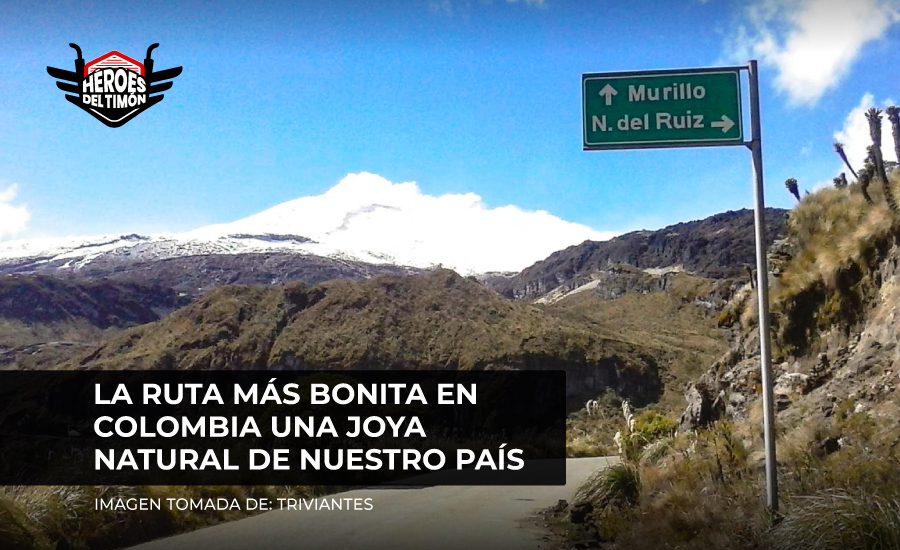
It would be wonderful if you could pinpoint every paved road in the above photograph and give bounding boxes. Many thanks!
[130,457,614,550]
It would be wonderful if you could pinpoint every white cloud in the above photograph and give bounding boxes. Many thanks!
[834,93,898,171]
[190,172,616,274]
[725,0,900,106]
[429,0,455,15]
[0,184,30,240]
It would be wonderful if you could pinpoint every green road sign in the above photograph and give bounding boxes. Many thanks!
[582,68,743,150]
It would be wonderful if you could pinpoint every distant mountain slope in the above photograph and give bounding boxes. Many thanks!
[546,271,728,412]
[2,252,421,297]
[79,269,636,370]
[0,275,186,329]
[492,208,788,301]
[73,269,713,408]
[0,275,189,369]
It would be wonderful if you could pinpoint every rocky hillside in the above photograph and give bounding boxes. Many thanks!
[684,184,900,435]
[493,208,788,302]
[553,178,900,550]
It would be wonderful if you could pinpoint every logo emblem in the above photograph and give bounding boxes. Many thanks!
[47,44,182,128]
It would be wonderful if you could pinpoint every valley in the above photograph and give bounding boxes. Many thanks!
[0,206,757,414]
[1,180,897,550]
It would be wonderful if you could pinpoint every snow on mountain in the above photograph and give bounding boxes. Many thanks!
[0,173,616,274]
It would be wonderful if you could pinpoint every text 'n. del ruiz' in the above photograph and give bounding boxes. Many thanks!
[591,80,734,134]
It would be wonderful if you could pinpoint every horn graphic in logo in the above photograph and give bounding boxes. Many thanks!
[47,44,183,128]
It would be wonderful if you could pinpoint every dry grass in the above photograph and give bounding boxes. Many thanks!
[564,176,900,549]
[606,422,766,550]
[566,425,616,458]
[769,491,900,550]
[776,180,898,303]
[719,177,899,358]
[772,179,898,358]
[0,485,316,550]
[580,398,900,550]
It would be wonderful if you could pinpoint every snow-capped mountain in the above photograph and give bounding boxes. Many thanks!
[0,172,614,276]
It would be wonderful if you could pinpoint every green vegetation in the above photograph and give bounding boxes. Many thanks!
[575,462,641,512]
[562,273,728,459]
[550,273,728,413]
[6,151,893,549]
[5,262,729,548]
[562,273,726,461]
[633,410,678,441]
[77,270,663,376]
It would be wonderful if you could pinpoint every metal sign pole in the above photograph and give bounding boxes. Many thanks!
[580,59,778,514]
[747,58,778,514]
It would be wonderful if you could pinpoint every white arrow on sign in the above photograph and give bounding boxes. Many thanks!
[598,84,618,106]
[711,115,735,133]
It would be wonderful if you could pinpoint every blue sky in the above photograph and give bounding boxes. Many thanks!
[1,0,899,241]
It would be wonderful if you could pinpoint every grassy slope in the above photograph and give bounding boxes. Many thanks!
[770,181,899,358]
[1,268,730,550]
[549,273,727,411]
[76,270,661,378]
[552,273,728,457]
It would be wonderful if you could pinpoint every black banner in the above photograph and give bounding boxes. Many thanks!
[0,370,565,486]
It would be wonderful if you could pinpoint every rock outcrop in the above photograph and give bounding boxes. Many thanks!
[679,240,900,433]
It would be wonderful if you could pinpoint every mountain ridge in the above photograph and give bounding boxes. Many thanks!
[1,207,788,302]
[491,207,788,301]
